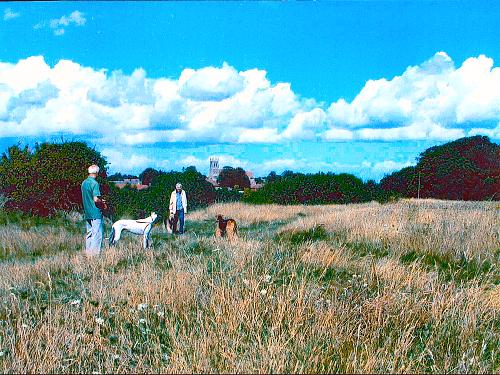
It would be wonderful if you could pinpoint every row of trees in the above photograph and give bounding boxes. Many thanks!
[0,142,245,218]
[0,135,497,218]
[244,172,389,204]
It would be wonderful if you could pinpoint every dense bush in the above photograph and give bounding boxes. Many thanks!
[0,142,108,217]
[381,136,499,200]
[244,172,389,205]
[217,166,251,189]
[139,167,161,186]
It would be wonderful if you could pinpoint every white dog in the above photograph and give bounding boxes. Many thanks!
[109,212,158,249]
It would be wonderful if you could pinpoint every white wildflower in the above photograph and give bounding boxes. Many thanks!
[137,303,148,311]
[95,317,104,325]
[113,354,120,360]
[138,318,147,324]
[264,275,272,283]
[260,289,267,296]
[363,283,368,288]
[162,353,170,361]
[21,323,28,329]
[157,312,165,318]
[70,299,81,306]
[242,279,250,286]
[0,351,4,357]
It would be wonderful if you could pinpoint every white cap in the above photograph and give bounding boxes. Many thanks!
[176,183,182,189]
[88,164,100,174]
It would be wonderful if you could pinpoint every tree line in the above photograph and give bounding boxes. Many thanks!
[0,136,497,218]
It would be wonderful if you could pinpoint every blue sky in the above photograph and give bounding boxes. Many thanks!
[1,1,499,180]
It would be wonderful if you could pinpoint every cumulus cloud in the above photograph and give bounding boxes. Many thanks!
[0,56,309,144]
[34,11,86,36]
[101,148,152,172]
[282,108,326,140]
[326,52,500,140]
[3,8,20,20]
[468,123,500,139]
[0,53,499,145]
[179,62,244,101]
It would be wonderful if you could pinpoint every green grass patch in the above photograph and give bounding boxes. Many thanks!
[239,219,290,239]
[400,250,496,283]
[185,219,216,237]
[275,225,329,245]
[0,210,81,234]
[185,239,213,256]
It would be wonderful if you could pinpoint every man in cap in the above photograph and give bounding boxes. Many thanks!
[81,164,107,256]
[169,183,187,234]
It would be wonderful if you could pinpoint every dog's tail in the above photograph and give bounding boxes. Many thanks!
[109,227,115,246]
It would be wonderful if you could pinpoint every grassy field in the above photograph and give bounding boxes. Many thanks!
[0,199,498,373]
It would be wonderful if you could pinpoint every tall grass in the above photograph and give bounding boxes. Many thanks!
[0,199,498,373]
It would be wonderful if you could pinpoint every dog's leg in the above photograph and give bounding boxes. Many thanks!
[143,224,152,249]
[215,227,222,238]
[108,227,115,246]
[111,225,122,245]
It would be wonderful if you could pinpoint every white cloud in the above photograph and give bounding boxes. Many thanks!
[369,160,414,174]
[179,62,244,101]
[0,53,499,145]
[322,128,354,140]
[282,108,326,140]
[3,8,20,20]
[467,123,500,139]
[237,128,281,143]
[101,148,152,172]
[0,56,308,144]
[35,11,86,36]
[327,52,500,140]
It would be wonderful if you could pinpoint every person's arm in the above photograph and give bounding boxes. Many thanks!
[169,191,175,214]
[183,191,187,214]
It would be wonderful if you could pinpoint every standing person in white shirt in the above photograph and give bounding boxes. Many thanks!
[169,183,187,234]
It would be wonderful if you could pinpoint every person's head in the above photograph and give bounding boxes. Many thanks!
[88,164,100,177]
[175,183,182,192]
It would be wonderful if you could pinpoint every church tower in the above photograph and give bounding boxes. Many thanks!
[208,157,220,180]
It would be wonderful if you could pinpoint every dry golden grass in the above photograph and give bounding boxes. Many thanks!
[0,199,498,373]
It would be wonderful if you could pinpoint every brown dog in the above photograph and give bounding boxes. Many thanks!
[215,214,238,240]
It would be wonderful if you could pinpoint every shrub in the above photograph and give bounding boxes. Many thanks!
[0,142,108,217]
